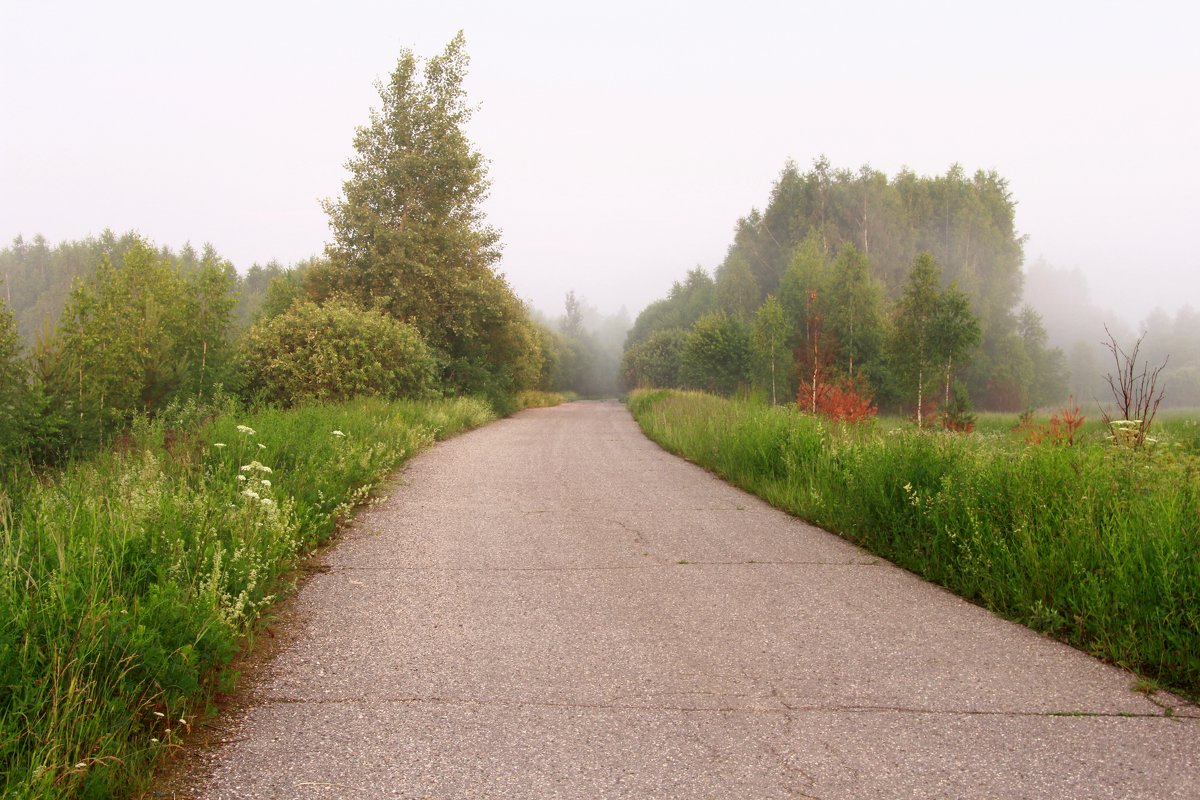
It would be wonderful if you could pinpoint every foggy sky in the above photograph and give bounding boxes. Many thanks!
[2,0,1197,325]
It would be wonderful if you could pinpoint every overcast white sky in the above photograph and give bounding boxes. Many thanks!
[2,0,1197,324]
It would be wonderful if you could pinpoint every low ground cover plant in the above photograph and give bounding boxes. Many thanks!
[629,389,1200,700]
[0,394,495,798]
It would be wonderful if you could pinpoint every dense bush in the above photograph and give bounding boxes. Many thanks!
[680,312,750,395]
[242,299,438,406]
[621,328,687,389]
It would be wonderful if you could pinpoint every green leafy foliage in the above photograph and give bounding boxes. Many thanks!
[889,253,984,424]
[681,312,751,395]
[621,328,687,390]
[715,253,760,319]
[890,253,943,420]
[44,238,239,449]
[623,160,1072,413]
[931,282,982,408]
[777,232,828,357]
[1018,305,1069,408]
[825,244,885,378]
[625,267,716,349]
[242,299,438,406]
[234,256,326,328]
[751,295,789,404]
[0,296,32,469]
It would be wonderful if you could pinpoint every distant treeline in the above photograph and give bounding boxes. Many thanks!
[0,231,317,342]
[624,158,1192,413]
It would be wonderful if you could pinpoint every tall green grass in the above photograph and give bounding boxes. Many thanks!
[629,389,1200,699]
[0,395,494,798]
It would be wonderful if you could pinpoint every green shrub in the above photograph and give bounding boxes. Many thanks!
[242,299,438,405]
[622,328,687,390]
[680,312,750,395]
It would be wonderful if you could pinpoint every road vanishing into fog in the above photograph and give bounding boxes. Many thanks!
[175,400,1198,799]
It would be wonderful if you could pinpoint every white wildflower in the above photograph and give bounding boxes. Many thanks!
[257,443,266,450]
[213,442,227,449]
[153,712,165,718]
[260,479,271,488]
[242,489,261,500]
[75,762,87,769]
[332,430,346,437]
[236,424,256,435]
[260,498,274,507]
[237,474,247,482]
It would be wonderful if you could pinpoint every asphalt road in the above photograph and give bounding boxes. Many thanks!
[176,400,1198,799]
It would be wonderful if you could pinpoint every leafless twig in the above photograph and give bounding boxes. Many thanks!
[1097,325,1167,448]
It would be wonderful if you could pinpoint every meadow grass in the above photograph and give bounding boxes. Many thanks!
[0,395,495,798]
[629,389,1200,700]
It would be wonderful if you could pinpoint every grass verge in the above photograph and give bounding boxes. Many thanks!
[629,389,1200,700]
[0,395,494,798]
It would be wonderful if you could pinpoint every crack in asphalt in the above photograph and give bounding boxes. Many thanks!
[257,694,1184,720]
[324,560,882,573]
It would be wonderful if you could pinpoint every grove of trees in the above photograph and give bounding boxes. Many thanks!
[0,34,569,472]
[624,158,1078,417]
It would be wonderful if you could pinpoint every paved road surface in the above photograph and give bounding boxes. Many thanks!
[177,400,1198,798]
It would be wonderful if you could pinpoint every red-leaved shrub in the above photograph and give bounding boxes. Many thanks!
[800,373,877,423]
[1015,398,1085,446]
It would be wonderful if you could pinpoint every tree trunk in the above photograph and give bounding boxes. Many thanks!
[770,356,776,406]
[917,366,924,427]
[199,338,208,400]
[810,362,818,414]
[944,355,953,407]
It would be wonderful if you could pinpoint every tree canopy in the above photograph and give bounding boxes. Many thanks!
[316,32,541,398]
[622,158,1070,415]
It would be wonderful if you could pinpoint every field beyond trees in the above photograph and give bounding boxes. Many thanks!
[629,389,1200,700]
